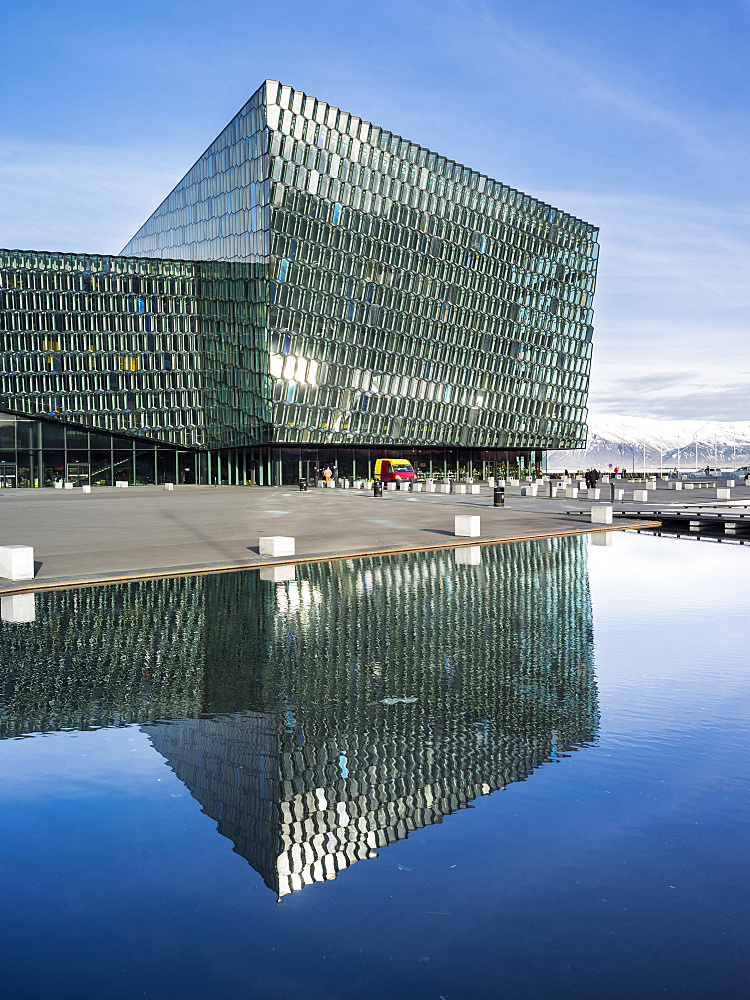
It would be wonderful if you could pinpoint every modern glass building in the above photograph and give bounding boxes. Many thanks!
[1,80,598,487]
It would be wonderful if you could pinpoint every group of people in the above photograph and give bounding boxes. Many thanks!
[584,468,601,489]
[319,466,337,487]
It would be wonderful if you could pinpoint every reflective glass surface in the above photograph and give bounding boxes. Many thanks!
[123,80,598,452]
[1,532,748,998]
[0,251,268,450]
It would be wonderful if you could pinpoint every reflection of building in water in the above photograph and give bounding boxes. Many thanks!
[0,536,597,894]
[0,577,207,738]
[145,536,598,898]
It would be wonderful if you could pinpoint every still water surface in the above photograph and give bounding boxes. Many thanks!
[1,532,748,999]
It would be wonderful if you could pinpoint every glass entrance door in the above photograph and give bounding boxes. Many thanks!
[0,462,17,488]
[66,462,91,487]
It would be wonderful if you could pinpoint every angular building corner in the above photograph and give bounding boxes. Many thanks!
[0,80,597,487]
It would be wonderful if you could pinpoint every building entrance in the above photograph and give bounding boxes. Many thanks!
[66,462,91,487]
[0,461,17,488]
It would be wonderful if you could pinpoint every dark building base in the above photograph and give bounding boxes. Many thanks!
[1,411,545,488]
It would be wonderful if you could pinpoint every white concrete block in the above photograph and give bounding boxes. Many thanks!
[633,490,649,501]
[587,488,601,500]
[591,505,613,524]
[487,477,496,488]
[520,485,538,496]
[426,483,436,493]
[613,489,625,501]
[455,484,467,494]
[439,484,451,493]
[260,565,296,582]
[164,483,174,491]
[387,482,397,491]
[578,480,587,489]
[1,593,36,623]
[339,479,349,488]
[496,479,506,487]
[454,546,481,565]
[716,488,731,500]
[470,485,481,494]
[550,487,561,498]
[455,514,481,537]
[82,485,91,494]
[64,482,74,490]
[0,545,35,581]
[413,483,423,492]
[724,480,735,488]
[684,483,694,490]
[670,481,683,490]
[115,481,128,488]
[54,481,63,489]
[565,487,579,499]
[259,536,295,557]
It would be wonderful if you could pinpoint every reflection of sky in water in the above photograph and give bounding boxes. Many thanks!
[0,533,748,1000]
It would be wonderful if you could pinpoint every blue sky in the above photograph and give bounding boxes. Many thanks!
[1,0,748,419]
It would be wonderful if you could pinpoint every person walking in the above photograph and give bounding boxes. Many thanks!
[323,465,332,487]
[333,466,339,487]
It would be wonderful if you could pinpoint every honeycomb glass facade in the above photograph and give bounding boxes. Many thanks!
[2,80,598,486]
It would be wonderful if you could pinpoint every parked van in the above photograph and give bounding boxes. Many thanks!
[374,458,416,482]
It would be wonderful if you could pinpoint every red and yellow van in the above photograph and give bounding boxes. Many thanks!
[374,458,416,482]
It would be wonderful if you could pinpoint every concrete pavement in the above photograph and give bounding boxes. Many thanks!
[0,483,657,594]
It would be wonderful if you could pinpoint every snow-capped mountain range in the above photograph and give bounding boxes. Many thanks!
[547,415,750,472]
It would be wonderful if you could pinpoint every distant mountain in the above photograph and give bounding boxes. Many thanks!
[547,415,750,472]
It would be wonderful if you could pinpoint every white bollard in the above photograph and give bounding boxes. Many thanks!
[116,481,129,488]
[54,481,63,489]
[633,490,649,501]
[439,484,451,493]
[565,487,579,499]
[670,481,683,490]
[164,482,174,491]
[387,482,397,491]
[454,546,481,565]
[0,593,36,623]
[716,488,731,500]
[0,545,35,581]
[82,485,91,494]
[64,482,74,490]
[470,485,481,494]
[455,515,481,537]
[591,505,613,524]
[613,489,625,501]
[487,477,496,489]
[550,487,560,498]
[339,479,349,488]
[577,480,587,490]
[259,565,296,582]
[259,536,295,557]
[455,484,467,494]
[587,488,601,500]
[413,483,423,492]
[426,483,436,493]
[520,485,538,496]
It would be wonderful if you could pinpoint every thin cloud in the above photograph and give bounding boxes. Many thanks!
[0,138,189,254]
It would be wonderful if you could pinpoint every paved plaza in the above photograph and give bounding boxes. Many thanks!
[0,481,670,593]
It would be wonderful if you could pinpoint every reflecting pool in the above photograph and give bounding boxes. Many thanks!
[1,532,748,999]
